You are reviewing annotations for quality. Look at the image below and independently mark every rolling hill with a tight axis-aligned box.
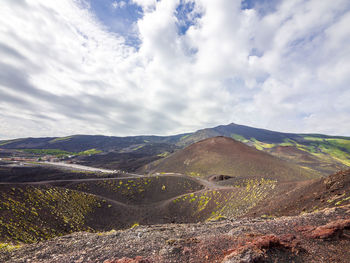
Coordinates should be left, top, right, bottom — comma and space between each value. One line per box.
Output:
141, 136, 318, 181
177, 123, 350, 175
1, 122, 350, 174
0, 134, 185, 153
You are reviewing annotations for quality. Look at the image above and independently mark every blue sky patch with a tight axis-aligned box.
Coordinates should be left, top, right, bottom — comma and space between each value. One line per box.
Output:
86, 0, 143, 46
242, 0, 280, 15
175, 0, 202, 35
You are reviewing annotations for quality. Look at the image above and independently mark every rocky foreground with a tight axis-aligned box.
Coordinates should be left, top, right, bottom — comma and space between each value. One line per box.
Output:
1, 204, 350, 263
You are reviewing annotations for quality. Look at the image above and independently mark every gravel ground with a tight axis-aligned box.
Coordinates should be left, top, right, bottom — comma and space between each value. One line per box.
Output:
2, 204, 350, 263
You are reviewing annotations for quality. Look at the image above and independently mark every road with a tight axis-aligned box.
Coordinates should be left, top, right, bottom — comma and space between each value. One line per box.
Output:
38, 161, 144, 177
36, 161, 122, 173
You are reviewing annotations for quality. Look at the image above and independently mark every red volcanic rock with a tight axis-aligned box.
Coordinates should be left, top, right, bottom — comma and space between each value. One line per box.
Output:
297, 219, 350, 239
104, 256, 152, 263
294, 225, 315, 232
310, 219, 350, 239
251, 234, 280, 249
223, 234, 300, 262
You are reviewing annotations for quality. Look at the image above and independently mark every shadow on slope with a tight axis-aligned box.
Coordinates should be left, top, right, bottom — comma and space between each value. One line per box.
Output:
0, 164, 120, 183
73, 143, 177, 172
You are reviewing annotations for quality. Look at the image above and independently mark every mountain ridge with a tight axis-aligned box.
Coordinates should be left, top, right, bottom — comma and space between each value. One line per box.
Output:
2, 122, 350, 151
1, 123, 350, 175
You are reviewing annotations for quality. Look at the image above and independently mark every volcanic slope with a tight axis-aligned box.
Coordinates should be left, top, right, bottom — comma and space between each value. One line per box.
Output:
246, 169, 350, 218
1, 167, 350, 252
0, 175, 205, 244
142, 136, 319, 181
177, 123, 350, 175
3, 175, 350, 262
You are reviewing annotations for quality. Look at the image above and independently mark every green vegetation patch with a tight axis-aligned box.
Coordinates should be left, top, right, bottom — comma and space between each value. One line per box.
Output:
130, 222, 139, 229
77, 149, 102, 156
325, 138, 350, 152
18, 148, 102, 158
231, 135, 276, 150
279, 138, 296, 147
171, 178, 277, 221
231, 134, 248, 142
0, 242, 21, 252
180, 134, 191, 140
132, 145, 144, 151
0, 186, 99, 243
20, 149, 73, 157
303, 136, 325, 142
302, 136, 350, 166
95, 178, 153, 201
335, 196, 350, 206
49, 136, 73, 143
189, 172, 201, 177
206, 178, 277, 220
250, 138, 276, 150
157, 152, 170, 158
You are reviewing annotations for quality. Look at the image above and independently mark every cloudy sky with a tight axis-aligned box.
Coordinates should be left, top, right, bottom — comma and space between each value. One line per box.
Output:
1, 0, 350, 139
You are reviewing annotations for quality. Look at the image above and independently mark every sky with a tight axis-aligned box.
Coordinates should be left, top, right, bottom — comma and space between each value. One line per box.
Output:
0, 0, 350, 139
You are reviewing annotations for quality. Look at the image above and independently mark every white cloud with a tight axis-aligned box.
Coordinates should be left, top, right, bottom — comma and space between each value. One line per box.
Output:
132, 0, 157, 11
112, 1, 126, 9
0, 0, 350, 139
